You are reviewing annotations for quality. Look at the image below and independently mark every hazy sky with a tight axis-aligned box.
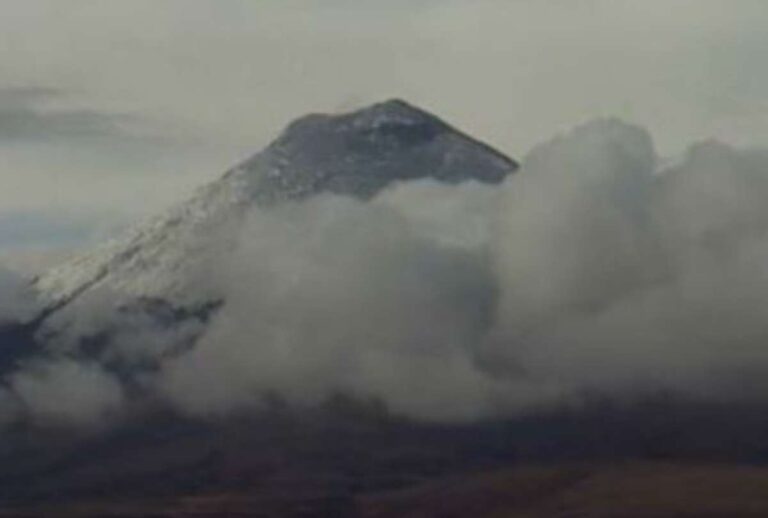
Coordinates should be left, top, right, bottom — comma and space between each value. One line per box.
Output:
2, 0, 768, 268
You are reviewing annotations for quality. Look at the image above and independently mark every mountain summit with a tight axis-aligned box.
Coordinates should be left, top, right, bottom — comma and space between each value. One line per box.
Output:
31, 100, 516, 361
237, 98, 515, 203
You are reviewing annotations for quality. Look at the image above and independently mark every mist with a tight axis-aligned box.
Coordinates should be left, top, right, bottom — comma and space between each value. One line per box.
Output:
5, 118, 768, 427
0, 267, 39, 326
10, 359, 124, 428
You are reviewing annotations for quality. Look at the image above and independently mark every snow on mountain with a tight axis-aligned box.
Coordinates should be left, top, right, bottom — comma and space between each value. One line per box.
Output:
32, 99, 517, 356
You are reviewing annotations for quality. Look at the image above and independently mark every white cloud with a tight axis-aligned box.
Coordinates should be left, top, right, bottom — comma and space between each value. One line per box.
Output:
155, 118, 768, 420
10, 360, 124, 427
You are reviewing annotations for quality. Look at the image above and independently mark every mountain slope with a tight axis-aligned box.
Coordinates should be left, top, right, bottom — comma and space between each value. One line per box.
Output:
31, 99, 516, 358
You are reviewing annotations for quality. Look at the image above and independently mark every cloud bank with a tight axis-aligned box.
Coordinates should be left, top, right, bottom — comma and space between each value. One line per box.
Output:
6, 118, 768, 427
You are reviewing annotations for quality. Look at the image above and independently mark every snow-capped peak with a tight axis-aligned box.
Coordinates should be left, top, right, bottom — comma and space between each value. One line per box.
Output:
33, 100, 517, 351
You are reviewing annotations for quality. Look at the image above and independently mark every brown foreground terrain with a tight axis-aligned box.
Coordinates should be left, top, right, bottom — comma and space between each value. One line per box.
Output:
4, 462, 768, 517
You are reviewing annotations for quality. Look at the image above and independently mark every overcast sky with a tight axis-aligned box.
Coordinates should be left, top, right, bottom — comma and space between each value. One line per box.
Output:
2, 0, 768, 271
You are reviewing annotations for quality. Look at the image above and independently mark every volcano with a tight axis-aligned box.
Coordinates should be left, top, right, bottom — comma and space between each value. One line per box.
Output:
27, 100, 516, 368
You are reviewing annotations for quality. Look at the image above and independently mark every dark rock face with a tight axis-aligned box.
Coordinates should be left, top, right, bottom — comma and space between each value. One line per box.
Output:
230, 99, 517, 203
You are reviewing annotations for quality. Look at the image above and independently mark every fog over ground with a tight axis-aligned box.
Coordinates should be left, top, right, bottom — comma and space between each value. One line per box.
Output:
4, 118, 768, 427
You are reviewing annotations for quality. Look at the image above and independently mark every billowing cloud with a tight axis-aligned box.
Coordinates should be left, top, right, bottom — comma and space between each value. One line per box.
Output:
157, 192, 502, 420
6, 118, 768, 427
156, 119, 768, 420
486, 120, 768, 402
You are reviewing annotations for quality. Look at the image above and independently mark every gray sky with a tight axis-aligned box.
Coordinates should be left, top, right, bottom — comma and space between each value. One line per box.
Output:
2, 0, 768, 270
